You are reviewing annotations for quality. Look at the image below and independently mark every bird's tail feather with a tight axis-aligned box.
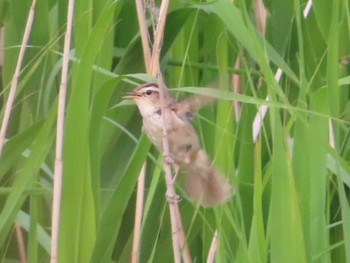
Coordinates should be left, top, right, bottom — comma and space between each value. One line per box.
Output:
181, 150, 232, 207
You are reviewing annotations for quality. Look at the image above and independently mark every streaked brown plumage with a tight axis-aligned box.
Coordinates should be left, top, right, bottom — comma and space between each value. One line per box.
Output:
123, 83, 232, 207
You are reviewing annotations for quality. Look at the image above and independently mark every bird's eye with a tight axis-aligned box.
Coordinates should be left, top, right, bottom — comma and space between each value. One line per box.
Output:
145, 90, 152, 95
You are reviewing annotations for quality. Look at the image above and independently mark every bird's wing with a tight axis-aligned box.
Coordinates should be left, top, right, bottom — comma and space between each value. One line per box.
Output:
171, 94, 215, 122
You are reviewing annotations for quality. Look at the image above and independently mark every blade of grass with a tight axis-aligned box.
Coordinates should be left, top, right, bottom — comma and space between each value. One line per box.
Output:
327, 0, 340, 146
309, 89, 330, 262
90, 134, 150, 262
0, 121, 44, 179
293, 88, 330, 262
270, 116, 307, 263
16, 210, 51, 254
57, 3, 118, 262
248, 140, 266, 263
0, 101, 56, 247
0, 0, 36, 156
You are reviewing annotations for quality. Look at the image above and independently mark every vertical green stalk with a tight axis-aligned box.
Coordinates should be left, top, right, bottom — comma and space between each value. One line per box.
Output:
215, 33, 234, 174
27, 191, 38, 263
270, 115, 307, 263
291, 1, 311, 260
248, 140, 266, 263
327, 0, 340, 146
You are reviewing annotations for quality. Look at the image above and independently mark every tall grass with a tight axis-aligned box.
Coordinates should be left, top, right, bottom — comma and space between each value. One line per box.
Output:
0, 0, 350, 262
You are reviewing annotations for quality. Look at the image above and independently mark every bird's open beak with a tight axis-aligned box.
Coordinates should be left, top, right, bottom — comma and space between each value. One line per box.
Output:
122, 91, 136, 99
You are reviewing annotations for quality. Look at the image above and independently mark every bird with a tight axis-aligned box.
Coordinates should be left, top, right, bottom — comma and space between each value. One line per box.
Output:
123, 83, 232, 207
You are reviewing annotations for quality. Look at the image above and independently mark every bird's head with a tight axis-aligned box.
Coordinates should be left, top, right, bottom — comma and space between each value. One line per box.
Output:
123, 83, 162, 117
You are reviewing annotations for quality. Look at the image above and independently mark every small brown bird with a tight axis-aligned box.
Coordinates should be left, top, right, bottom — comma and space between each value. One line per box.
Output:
123, 83, 232, 207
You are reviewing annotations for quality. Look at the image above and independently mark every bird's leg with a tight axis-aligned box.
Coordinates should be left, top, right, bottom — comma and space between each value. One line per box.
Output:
163, 153, 174, 165
165, 192, 181, 203
164, 163, 181, 203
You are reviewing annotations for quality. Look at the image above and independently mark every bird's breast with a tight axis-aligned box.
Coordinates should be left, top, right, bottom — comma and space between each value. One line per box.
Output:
142, 111, 200, 164
142, 114, 164, 151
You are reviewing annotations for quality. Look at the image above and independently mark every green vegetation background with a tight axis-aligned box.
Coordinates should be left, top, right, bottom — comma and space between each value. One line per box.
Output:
0, 0, 350, 262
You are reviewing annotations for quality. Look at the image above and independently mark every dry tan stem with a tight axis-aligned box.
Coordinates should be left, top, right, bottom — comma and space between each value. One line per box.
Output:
50, 0, 75, 262
0, 0, 37, 156
155, 73, 191, 263
131, 163, 146, 263
150, 0, 169, 75
206, 230, 218, 263
135, 0, 152, 73
174, 205, 192, 262
157, 72, 181, 263
152, 1, 191, 261
134, 1, 191, 262
132, 3, 153, 261
15, 224, 27, 263
253, 0, 266, 36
